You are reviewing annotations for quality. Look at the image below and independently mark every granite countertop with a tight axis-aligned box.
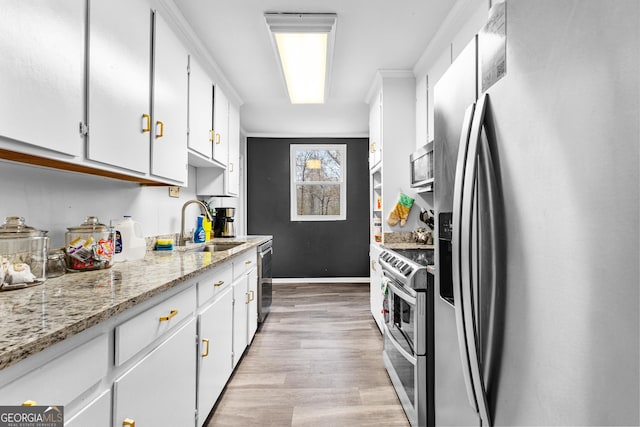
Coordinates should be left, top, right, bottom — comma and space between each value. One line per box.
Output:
0, 235, 271, 371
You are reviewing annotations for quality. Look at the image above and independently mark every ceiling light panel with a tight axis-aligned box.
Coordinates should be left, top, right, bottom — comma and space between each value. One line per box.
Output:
265, 13, 337, 104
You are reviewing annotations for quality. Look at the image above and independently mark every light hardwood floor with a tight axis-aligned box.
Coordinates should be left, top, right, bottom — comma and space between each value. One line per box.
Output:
206, 282, 409, 427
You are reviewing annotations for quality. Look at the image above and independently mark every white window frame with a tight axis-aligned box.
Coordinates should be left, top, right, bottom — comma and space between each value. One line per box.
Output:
290, 144, 347, 221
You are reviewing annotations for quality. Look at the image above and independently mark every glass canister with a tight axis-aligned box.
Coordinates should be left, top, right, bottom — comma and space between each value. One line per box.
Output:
0, 216, 49, 290
65, 216, 114, 272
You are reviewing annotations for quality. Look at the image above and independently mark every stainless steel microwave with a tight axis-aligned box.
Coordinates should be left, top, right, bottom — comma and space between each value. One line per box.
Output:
410, 141, 434, 190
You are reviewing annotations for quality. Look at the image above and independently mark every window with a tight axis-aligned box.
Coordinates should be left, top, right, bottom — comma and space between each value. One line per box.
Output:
290, 144, 346, 221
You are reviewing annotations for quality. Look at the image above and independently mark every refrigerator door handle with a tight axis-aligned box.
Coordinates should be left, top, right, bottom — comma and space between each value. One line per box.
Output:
461, 93, 492, 426
451, 102, 478, 412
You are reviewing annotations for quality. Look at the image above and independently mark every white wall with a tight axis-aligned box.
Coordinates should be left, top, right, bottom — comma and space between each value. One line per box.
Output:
0, 161, 241, 247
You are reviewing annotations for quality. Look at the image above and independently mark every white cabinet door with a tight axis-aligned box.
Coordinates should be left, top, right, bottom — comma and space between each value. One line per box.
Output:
247, 267, 258, 344
150, 11, 188, 184
0, 0, 84, 157
227, 103, 240, 196
65, 389, 111, 427
87, 0, 151, 174
368, 91, 382, 168
232, 277, 248, 368
197, 287, 233, 427
188, 56, 213, 158
212, 86, 228, 165
370, 244, 383, 332
114, 319, 196, 427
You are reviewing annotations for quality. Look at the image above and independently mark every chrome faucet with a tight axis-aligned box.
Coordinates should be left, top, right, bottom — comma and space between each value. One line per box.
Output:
179, 200, 214, 246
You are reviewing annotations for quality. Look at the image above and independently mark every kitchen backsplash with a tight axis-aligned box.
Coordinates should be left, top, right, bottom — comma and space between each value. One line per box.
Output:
0, 161, 241, 247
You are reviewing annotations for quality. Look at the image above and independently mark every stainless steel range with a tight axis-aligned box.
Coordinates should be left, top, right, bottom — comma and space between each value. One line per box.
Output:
379, 248, 434, 427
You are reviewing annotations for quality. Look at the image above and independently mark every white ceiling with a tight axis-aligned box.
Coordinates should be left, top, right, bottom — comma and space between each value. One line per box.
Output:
173, 0, 457, 136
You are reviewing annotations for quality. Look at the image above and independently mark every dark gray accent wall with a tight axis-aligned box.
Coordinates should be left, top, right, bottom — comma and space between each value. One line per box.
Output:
247, 137, 369, 278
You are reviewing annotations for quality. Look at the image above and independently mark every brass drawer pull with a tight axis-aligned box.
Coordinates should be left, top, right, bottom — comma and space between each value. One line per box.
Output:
214, 280, 224, 287
123, 419, 135, 427
159, 309, 178, 322
22, 400, 36, 406
245, 260, 252, 265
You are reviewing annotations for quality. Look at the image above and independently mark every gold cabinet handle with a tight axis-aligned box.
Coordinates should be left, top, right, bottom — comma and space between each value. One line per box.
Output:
209, 129, 215, 142
229, 162, 234, 172
370, 141, 376, 153
159, 309, 178, 322
215, 133, 221, 145
245, 292, 250, 305
123, 419, 135, 427
250, 290, 255, 301
214, 280, 224, 287
245, 260, 252, 265
371, 260, 376, 271
201, 338, 210, 357
142, 114, 151, 133
22, 400, 37, 406
156, 120, 164, 138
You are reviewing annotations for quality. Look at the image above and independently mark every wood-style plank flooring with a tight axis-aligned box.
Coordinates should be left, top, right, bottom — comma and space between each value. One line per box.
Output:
206, 283, 409, 426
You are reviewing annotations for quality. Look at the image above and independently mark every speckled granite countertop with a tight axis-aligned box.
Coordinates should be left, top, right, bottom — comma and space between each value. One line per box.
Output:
0, 236, 271, 371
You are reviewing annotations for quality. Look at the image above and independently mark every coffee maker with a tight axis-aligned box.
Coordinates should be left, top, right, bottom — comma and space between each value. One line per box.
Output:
214, 207, 236, 237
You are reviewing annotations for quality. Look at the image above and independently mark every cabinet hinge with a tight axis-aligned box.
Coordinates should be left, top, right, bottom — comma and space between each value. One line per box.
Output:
79, 122, 88, 136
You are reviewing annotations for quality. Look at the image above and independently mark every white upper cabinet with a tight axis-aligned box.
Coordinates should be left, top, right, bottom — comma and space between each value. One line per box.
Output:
212, 85, 229, 165
227, 103, 240, 196
0, 0, 84, 157
188, 56, 214, 159
87, 0, 151, 174
150, 11, 188, 184
369, 90, 382, 168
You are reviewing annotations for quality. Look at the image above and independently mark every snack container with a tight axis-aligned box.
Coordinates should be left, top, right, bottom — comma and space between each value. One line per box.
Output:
65, 216, 114, 272
0, 216, 49, 291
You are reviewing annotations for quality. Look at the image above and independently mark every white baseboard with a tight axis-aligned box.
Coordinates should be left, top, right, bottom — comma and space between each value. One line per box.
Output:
272, 277, 370, 284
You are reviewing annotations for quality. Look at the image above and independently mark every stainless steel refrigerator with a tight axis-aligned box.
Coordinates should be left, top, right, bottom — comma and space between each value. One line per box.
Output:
433, 1, 639, 425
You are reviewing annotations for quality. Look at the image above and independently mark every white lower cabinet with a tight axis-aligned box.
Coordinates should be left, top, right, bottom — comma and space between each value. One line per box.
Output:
247, 267, 258, 343
114, 318, 196, 427
370, 244, 384, 333
65, 389, 111, 427
197, 286, 233, 426
232, 276, 248, 368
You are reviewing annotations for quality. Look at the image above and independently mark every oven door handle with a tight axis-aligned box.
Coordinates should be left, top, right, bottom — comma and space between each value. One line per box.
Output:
384, 278, 417, 306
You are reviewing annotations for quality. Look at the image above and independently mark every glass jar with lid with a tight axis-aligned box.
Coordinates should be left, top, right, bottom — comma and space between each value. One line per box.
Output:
65, 216, 114, 272
0, 216, 49, 290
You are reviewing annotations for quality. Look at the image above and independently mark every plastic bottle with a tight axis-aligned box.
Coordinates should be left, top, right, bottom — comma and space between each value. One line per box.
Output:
193, 216, 206, 243
202, 217, 212, 242
113, 216, 147, 262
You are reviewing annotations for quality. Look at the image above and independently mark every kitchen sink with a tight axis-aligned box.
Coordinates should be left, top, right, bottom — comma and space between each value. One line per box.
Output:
203, 242, 245, 252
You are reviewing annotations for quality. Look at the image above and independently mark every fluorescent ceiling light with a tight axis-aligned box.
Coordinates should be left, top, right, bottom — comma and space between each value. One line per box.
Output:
265, 13, 337, 104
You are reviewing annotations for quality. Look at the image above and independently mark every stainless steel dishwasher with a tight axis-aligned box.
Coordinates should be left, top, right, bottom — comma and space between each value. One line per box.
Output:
257, 239, 272, 324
